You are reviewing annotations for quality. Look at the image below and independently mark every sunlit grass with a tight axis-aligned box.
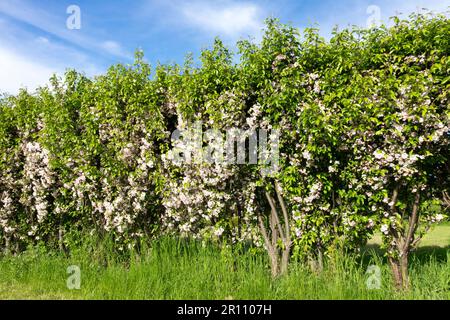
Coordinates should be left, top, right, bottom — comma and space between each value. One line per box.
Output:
368, 222, 450, 248
0, 224, 448, 300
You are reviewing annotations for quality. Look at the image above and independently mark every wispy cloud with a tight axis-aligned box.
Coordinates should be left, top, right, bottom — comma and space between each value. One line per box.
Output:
179, 1, 264, 38
0, 0, 126, 93
0, 46, 57, 94
0, 15, 103, 94
101, 40, 130, 58
0, 34, 103, 94
1, 0, 448, 95
0, 0, 132, 60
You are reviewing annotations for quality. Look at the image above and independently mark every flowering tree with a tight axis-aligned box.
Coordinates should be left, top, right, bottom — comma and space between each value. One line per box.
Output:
354, 14, 450, 289
236, 14, 449, 283
0, 55, 169, 252
237, 20, 376, 272
160, 39, 261, 244
299, 12, 450, 288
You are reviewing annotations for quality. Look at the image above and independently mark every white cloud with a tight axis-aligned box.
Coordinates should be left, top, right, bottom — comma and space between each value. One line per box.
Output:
180, 1, 263, 37
101, 41, 129, 57
0, 0, 132, 59
0, 30, 104, 94
0, 1, 108, 94
36, 36, 50, 44
0, 47, 58, 94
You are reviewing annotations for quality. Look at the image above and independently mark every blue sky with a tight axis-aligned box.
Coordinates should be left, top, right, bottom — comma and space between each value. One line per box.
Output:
0, 0, 449, 94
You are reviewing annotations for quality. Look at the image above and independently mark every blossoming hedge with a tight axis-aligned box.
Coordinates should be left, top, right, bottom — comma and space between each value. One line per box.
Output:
0, 13, 449, 287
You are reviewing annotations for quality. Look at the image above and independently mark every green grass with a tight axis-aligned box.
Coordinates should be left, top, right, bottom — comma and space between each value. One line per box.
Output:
368, 222, 450, 248
0, 224, 449, 300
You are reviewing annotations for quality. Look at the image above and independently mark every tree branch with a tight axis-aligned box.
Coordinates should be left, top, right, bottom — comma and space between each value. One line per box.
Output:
389, 186, 404, 252
403, 192, 421, 253
258, 215, 274, 257
265, 191, 284, 241
443, 191, 450, 209
274, 181, 291, 247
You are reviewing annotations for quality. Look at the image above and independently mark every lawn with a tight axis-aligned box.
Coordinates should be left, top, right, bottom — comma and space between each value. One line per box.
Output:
0, 224, 448, 300
368, 222, 450, 248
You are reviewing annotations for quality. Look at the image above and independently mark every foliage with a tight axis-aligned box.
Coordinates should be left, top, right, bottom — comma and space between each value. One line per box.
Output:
0, 13, 449, 286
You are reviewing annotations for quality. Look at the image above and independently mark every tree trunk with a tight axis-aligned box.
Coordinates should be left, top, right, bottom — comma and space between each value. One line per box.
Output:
317, 248, 324, 273
258, 184, 292, 278
280, 243, 291, 275
400, 254, 409, 289
270, 252, 280, 278
4, 235, 10, 255
308, 249, 324, 274
389, 257, 403, 289
387, 188, 418, 290
389, 254, 409, 290
58, 223, 64, 252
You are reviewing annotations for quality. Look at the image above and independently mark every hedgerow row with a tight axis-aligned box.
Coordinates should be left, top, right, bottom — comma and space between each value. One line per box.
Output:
1, 13, 449, 289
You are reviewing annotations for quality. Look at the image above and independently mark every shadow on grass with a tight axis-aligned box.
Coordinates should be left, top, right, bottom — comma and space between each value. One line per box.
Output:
362, 243, 450, 265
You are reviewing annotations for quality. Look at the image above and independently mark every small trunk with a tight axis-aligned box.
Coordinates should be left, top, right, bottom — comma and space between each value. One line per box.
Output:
258, 184, 292, 278
270, 252, 280, 278
389, 254, 409, 290
308, 249, 324, 274
58, 224, 64, 252
443, 191, 450, 209
14, 240, 19, 255
387, 188, 419, 291
4, 236, 11, 255
317, 248, 324, 272
400, 255, 409, 289
280, 242, 292, 275
389, 257, 403, 289
280, 249, 288, 274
